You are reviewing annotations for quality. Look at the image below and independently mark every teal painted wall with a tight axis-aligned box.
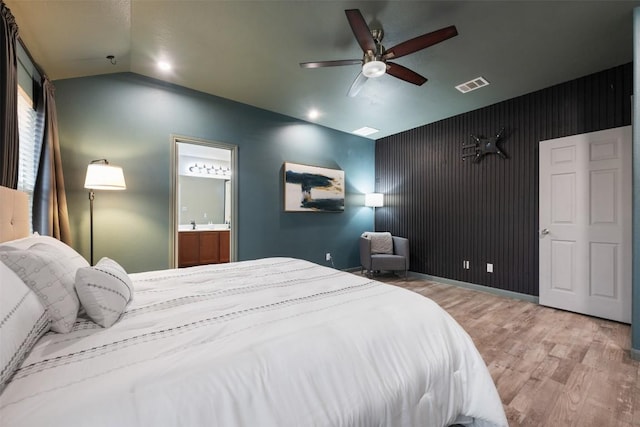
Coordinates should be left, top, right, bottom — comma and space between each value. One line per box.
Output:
54, 72, 375, 273
632, 6, 639, 354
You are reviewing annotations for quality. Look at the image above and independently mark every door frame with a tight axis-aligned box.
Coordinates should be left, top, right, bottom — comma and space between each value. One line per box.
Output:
169, 134, 238, 268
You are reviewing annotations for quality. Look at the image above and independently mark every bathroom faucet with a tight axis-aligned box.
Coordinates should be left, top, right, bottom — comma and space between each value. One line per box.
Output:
190, 220, 196, 230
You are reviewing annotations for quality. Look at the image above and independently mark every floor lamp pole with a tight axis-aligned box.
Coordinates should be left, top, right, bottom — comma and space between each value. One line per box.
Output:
372, 206, 376, 230
89, 190, 95, 266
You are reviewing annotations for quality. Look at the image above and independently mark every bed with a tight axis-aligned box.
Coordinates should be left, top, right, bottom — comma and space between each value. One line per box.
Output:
0, 186, 507, 427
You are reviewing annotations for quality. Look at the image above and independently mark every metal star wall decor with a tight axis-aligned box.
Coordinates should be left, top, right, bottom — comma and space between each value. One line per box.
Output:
462, 128, 507, 163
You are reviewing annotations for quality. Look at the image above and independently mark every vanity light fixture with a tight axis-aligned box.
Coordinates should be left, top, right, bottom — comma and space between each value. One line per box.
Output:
187, 163, 231, 177
84, 159, 126, 265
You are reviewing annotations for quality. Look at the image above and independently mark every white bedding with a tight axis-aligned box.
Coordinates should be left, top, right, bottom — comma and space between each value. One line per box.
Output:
0, 258, 507, 427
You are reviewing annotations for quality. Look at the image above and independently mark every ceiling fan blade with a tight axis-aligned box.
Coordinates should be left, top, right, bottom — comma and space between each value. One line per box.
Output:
384, 25, 458, 60
386, 62, 427, 86
345, 9, 376, 53
347, 72, 368, 97
300, 59, 362, 69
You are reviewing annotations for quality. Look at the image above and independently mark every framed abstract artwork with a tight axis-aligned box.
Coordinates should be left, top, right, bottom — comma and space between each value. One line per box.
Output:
284, 162, 345, 212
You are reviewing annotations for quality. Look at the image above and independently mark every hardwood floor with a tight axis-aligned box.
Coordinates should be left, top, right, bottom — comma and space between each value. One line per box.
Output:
365, 273, 640, 427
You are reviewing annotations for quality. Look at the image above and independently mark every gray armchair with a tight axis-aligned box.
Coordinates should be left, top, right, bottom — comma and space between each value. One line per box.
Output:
360, 235, 409, 278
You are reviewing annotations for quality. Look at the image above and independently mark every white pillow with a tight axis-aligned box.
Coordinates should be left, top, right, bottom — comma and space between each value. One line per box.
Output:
75, 257, 133, 328
0, 250, 80, 333
0, 261, 50, 391
362, 231, 394, 254
0, 234, 89, 276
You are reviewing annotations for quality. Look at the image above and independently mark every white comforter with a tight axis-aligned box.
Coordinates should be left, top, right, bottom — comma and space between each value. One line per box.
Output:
0, 258, 507, 427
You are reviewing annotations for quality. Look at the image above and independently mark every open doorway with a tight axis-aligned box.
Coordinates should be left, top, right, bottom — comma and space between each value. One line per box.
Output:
170, 135, 238, 267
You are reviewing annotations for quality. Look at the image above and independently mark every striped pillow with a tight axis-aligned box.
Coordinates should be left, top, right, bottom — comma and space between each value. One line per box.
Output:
75, 257, 133, 328
0, 249, 80, 333
0, 234, 89, 276
0, 261, 50, 391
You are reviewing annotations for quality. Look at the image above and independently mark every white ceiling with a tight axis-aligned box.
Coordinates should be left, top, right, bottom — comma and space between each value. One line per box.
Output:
6, 0, 640, 139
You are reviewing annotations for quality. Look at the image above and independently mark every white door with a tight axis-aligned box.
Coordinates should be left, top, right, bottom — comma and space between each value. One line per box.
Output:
539, 126, 632, 323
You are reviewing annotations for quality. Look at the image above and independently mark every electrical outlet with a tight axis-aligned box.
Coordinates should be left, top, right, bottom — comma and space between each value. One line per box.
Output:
326, 253, 331, 261
463, 260, 470, 269
487, 263, 493, 273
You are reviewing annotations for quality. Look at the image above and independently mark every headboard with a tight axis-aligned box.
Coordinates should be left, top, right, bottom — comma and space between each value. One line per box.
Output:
0, 186, 30, 243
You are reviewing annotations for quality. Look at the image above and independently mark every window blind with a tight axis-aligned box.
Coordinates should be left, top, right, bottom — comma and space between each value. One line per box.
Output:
17, 85, 41, 231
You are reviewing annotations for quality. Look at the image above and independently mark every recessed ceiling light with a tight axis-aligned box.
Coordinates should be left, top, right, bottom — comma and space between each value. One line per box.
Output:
158, 61, 172, 71
352, 126, 379, 137
308, 109, 320, 120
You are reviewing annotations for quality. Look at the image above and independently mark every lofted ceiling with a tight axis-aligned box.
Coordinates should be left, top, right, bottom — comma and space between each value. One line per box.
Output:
6, 0, 640, 139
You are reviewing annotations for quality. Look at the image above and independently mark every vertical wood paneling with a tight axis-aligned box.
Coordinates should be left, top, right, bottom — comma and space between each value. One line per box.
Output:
375, 63, 632, 296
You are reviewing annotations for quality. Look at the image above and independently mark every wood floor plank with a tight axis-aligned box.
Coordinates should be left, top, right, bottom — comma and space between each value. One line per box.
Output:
516, 378, 562, 427
549, 357, 578, 385
530, 355, 560, 382
363, 273, 640, 426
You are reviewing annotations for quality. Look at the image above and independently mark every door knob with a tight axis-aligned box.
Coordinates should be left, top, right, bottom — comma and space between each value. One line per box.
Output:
540, 228, 549, 236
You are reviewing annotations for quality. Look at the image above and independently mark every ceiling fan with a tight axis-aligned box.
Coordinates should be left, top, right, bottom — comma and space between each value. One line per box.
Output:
300, 9, 458, 97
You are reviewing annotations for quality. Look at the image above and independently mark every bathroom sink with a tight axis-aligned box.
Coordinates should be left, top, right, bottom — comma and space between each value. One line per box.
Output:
179, 224, 229, 231
197, 224, 229, 230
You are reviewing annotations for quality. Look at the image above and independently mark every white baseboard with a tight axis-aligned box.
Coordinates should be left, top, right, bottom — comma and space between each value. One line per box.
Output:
408, 272, 540, 304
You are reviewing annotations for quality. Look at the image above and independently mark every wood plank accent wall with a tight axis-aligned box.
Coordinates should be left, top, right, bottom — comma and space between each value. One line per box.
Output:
375, 63, 632, 296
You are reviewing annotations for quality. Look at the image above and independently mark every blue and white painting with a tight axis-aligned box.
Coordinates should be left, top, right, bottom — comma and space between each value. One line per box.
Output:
284, 162, 345, 212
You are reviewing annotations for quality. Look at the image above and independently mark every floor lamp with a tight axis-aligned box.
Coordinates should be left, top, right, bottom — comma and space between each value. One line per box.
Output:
84, 159, 126, 265
365, 193, 384, 228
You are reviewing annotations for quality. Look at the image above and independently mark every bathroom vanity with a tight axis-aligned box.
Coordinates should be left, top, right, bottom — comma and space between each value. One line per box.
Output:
178, 229, 230, 267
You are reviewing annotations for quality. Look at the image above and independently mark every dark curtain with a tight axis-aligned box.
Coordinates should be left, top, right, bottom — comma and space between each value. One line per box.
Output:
33, 77, 71, 244
0, 1, 19, 188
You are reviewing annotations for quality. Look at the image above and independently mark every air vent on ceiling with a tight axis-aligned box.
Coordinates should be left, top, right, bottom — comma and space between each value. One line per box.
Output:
455, 77, 490, 94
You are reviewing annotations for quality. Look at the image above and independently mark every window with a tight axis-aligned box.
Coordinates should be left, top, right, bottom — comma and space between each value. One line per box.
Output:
17, 84, 41, 230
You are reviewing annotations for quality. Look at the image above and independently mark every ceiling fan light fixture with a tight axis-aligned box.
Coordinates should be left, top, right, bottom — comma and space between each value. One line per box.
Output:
362, 60, 386, 78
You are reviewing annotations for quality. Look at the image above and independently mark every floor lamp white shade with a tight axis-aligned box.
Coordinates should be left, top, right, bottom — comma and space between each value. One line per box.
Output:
84, 160, 126, 265
364, 193, 384, 208
84, 163, 127, 190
